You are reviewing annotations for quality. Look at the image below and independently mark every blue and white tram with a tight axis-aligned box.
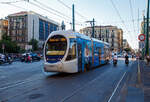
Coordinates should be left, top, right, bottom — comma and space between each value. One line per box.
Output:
44, 30, 111, 73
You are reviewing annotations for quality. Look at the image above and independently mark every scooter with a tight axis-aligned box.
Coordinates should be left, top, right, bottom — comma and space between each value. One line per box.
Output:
113, 58, 117, 66
125, 59, 129, 66
0, 57, 13, 65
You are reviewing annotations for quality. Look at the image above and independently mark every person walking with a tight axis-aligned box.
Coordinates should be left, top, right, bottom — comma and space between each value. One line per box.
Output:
146, 55, 150, 65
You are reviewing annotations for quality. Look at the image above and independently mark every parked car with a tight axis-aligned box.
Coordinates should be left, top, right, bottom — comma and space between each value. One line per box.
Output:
30, 53, 41, 61
0, 54, 13, 65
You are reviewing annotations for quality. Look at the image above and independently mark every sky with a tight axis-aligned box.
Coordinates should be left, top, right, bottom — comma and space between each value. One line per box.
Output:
0, 0, 147, 49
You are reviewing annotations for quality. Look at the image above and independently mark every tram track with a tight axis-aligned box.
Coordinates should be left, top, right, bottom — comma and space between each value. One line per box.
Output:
0, 73, 77, 102
0, 74, 44, 91
0, 60, 135, 102
60, 71, 128, 102
60, 61, 136, 102
0, 62, 44, 91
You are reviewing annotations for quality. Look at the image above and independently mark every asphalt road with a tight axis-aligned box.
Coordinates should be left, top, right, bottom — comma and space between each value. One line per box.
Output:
0, 58, 137, 102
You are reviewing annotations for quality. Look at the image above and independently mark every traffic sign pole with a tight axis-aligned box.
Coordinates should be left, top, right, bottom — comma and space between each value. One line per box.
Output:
146, 0, 149, 56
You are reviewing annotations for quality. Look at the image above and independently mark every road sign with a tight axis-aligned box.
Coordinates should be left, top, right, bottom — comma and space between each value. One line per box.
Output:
138, 34, 146, 41
139, 41, 145, 49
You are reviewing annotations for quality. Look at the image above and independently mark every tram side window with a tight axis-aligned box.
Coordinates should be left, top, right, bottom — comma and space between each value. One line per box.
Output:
66, 41, 76, 61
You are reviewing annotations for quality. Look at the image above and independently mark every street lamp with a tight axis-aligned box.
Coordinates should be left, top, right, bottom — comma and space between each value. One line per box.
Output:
72, 0, 75, 31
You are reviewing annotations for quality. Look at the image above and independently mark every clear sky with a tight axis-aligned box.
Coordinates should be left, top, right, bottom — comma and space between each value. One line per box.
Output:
0, 0, 147, 49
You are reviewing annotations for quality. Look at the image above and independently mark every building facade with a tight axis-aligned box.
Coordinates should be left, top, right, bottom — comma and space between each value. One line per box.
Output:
80, 26, 123, 52
123, 39, 130, 49
8, 11, 59, 49
0, 19, 8, 40
123, 39, 134, 53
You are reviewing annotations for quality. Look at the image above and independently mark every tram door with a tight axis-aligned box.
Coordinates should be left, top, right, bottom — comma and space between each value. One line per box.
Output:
77, 43, 82, 72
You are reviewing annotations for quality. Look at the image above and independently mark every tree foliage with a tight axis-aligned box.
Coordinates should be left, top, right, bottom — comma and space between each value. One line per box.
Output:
0, 34, 20, 53
124, 48, 131, 52
29, 39, 38, 51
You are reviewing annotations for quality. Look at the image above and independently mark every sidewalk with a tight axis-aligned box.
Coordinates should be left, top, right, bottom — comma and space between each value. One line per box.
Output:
140, 60, 150, 102
125, 60, 144, 102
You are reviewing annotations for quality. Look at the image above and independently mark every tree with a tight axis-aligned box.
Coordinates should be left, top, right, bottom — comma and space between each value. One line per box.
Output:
0, 34, 20, 53
124, 48, 131, 52
29, 39, 38, 51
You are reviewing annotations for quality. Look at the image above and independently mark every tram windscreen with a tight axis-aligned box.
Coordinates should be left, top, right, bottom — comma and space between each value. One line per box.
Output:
45, 35, 67, 63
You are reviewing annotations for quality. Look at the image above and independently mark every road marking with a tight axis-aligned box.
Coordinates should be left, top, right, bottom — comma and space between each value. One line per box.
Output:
107, 72, 127, 102
0, 76, 6, 79
61, 73, 106, 102
0, 74, 44, 91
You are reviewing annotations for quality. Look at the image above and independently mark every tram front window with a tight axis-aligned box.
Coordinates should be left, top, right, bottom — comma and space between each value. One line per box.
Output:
45, 35, 67, 63
66, 38, 76, 61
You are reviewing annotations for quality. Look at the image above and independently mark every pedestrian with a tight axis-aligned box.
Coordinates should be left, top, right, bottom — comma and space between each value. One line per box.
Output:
146, 55, 150, 66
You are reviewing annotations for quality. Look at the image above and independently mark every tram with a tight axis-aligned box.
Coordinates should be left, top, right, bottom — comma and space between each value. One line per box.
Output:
44, 30, 111, 73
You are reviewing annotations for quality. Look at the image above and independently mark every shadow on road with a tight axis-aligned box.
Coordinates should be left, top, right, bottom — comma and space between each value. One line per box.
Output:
45, 72, 78, 79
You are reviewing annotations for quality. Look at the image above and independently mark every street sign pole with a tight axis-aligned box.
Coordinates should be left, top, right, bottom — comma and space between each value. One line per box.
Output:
143, 15, 146, 58
146, 0, 149, 56
2, 44, 5, 54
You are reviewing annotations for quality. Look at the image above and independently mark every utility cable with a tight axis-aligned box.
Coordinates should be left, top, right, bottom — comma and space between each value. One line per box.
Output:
34, 0, 72, 20
57, 0, 89, 21
3, 2, 28, 10
109, 0, 134, 48
129, 0, 136, 36
0, 0, 24, 4
28, 1, 71, 21
27, 1, 83, 25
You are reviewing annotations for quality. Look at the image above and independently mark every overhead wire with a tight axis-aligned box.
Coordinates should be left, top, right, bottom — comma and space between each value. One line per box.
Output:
28, 0, 84, 25
129, 0, 139, 49
129, 0, 135, 30
57, 0, 89, 21
0, 1, 28, 10
0, 0, 84, 26
129, 0, 136, 37
27, 1, 71, 21
0, 1, 65, 22
109, 0, 128, 32
33, 0, 72, 20
0, 0, 24, 4
109, 0, 134, 48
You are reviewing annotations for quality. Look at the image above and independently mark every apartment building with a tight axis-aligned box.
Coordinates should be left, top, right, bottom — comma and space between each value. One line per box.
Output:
80, 26, 123, 52
0, 19, 8, 40
8, 11, 59, 49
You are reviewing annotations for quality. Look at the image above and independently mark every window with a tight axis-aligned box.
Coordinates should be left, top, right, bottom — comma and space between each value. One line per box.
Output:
45, 35, 67, 63
66, 39, 76, 61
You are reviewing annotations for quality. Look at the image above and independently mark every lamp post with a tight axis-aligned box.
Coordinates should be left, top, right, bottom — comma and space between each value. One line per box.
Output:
72, 1, 75, 31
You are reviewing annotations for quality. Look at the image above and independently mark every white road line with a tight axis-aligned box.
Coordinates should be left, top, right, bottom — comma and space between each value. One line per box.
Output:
0, 81, 29, 90
137, 59, 141, 84
107, 71, 127, 102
